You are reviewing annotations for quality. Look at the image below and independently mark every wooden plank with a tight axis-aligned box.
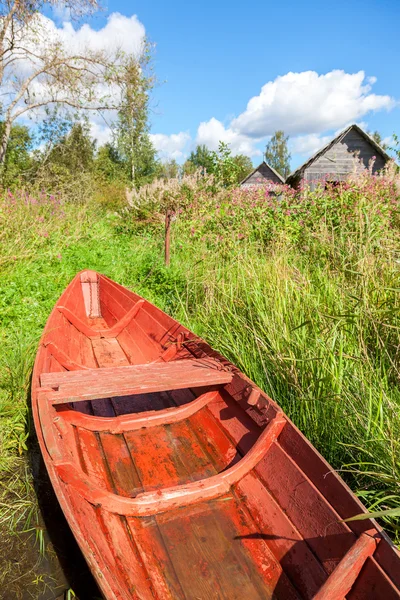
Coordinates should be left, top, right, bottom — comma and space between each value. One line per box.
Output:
127, 516, 186, 599
255, 443, 355, 574
54, 415, 286, 516
347, 557, 400, 600
44, 341, 89, 371
58, 391, 219, 433
41, 359, 233, 405
116, 328, 149, 365
91, 338, 130, 368
208, 395, 356, 575
156, 498, 298, 599
100, 300, 145, 339
314, 531, 378, 599
235, 472, 328, 599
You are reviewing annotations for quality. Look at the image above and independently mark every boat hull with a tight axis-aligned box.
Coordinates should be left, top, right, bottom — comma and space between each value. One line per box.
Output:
32, 271, 400, 599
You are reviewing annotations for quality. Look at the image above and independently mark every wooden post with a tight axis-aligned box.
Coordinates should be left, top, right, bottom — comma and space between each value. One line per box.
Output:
165, 209, 172, 267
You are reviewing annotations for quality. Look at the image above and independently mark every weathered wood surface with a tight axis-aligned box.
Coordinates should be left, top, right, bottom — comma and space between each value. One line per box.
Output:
287, 125, 390, 190
55, 414, 286, 516
31, 270, 400, 600
241, 161, 284, 187
40, 358, 232, 404
314, 531, 378, 600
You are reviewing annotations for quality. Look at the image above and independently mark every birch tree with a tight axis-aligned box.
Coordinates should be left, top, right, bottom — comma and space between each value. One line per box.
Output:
116, 53, 154, 187
0, 0, 149, 166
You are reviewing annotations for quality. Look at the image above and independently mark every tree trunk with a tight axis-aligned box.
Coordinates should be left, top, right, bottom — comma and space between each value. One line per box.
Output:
0, 119, 12, 167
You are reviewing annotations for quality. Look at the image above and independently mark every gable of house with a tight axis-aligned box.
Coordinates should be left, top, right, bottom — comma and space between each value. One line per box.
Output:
241, 161, 284, 187
286, 125, 391, 189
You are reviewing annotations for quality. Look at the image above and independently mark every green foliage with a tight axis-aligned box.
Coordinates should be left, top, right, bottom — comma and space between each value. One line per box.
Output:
369, 130, 389, 150
0, 123, 33, 188
231, 153, 253, 182
131, 133, 159, 186
265, 130, 291, 179
183, 143, 252, 185
95, 143, 127, 183
391, 133, 400, 165
184, 144, 214, 175
155, 158, 180, 180
45, 122, 96, 173
210, 141, 241, 187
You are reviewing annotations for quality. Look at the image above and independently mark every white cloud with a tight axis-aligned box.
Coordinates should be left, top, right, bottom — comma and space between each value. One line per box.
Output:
196, 118, 262, 157
90, 121, 113, 146
231, 70, 395, 138
383, 135, 394, 148
54, 13, 146, 56
150, 132, 191, 160
290, 133, 332, 156
152, 70, 395, 163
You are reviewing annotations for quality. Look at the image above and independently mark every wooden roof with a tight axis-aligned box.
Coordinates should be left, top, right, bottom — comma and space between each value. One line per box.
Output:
240, 161, 285, 186
286, 124, 392, 185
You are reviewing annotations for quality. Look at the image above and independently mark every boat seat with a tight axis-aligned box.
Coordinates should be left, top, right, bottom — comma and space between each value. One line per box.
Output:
39, 358, 233, 405
54, 413, 286, 516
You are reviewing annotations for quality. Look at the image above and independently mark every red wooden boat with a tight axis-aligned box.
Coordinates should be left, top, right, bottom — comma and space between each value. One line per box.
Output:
32, 270, 400, 600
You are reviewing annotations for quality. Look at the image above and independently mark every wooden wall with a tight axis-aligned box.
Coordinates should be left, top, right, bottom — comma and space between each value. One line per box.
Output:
241, 162, 283, 187
302, 129, 387, 190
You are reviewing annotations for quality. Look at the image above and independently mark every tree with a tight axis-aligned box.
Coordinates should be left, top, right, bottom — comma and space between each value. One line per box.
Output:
46, 122, 95, 173
0, 122, 32, 186
265, 131, 291, 179
210, 141, 241, 187
130, 133, 159, 186
0, 0, 150, 169
95, 143, 126, 183
231, 154, 252, 183
368, 130, 389, 151
116, 53, 154, 187
185, 144, 214, 174
155, 159, 180, 180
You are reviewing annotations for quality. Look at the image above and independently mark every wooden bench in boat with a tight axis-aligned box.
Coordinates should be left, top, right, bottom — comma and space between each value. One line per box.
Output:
40, 358, 233, 405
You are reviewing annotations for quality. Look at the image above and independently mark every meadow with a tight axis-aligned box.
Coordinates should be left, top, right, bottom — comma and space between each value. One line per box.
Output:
0, 169, 399, 596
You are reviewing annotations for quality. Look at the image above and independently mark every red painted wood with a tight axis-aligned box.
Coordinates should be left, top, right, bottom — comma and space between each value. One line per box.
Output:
54, 414, 286, 516
57, 390, 219, 432
44, 341, 89, 371
313, 530, 378, 599
31, 270, 400, 600
99, 299, 145, 338
40, 359, 233, 405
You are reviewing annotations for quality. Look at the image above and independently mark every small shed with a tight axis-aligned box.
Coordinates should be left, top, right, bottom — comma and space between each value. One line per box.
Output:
286, 124, 391, 190
240, 161, 285, 188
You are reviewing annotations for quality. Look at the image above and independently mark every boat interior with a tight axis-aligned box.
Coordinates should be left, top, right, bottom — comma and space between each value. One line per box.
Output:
34, 271, 400, 600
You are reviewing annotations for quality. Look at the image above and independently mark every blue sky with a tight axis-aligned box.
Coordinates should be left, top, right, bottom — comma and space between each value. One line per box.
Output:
52, 0, 400, 169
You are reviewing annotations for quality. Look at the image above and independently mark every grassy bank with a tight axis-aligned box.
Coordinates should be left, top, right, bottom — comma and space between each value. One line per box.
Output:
0, 174, 399, 594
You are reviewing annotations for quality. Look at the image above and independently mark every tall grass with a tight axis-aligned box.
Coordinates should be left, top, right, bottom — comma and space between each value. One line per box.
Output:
0, 167, 399, 596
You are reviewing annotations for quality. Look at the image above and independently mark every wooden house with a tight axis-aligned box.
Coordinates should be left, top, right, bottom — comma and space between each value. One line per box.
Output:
286, 124, 391, 190
240, 161, 285, 188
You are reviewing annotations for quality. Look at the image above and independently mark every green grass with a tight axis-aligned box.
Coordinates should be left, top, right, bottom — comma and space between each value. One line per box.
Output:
0, 177, 399, 595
